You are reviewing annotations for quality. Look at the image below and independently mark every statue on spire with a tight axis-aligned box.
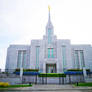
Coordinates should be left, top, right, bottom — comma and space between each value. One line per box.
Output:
48, 5, 50, 11
48, 5, 51, 23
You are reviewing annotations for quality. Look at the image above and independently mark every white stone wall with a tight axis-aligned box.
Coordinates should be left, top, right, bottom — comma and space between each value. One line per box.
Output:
72, 45, 92, 71
5, 45, 30, 70
5, 40, 92, 73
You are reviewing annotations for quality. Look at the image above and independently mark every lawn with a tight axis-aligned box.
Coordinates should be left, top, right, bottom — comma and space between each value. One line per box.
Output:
0, 84, 32, 89
75, 82, 92, 87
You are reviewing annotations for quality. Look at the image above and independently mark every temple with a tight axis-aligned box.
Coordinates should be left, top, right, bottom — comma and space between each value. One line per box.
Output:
5, 7, 92, 73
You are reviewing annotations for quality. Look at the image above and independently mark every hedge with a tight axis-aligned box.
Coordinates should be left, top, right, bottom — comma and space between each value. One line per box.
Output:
15, 69, 39, 72
38, 73, 66, 77
67, 69, 90, 72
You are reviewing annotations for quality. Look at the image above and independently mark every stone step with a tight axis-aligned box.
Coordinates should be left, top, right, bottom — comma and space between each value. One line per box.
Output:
85, 77, 92, 82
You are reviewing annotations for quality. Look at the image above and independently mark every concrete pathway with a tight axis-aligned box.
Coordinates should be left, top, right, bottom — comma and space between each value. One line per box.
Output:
1, 84, 92, 92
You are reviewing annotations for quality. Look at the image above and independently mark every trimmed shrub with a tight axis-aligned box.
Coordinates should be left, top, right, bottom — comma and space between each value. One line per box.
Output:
67, 69, 90, 72
38, 73, 66, 77
15, 69, 39, 72
15, 69, 20, 72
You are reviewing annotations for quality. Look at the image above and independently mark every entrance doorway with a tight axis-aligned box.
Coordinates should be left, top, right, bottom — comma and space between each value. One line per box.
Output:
46, 64, 56, 73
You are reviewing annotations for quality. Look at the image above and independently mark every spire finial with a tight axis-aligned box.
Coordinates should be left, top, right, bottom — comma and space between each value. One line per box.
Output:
48, 5, 51, 22
48, 5, 50, 11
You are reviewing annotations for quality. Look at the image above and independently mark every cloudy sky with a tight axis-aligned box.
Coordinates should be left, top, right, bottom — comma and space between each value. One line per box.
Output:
0, 0, 92, 69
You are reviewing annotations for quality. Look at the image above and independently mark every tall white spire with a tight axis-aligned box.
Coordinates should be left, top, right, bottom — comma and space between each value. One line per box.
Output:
46, 6, 54, 37
48, 5, 51, 23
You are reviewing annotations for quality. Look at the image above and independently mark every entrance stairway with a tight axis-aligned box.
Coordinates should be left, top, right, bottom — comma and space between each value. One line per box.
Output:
85, 77, 92, 82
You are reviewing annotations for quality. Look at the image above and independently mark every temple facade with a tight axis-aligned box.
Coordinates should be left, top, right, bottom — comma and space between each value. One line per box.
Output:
5, 7, 92, 73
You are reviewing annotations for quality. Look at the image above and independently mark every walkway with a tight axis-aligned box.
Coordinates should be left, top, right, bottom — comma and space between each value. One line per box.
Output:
1, 84, 92, 92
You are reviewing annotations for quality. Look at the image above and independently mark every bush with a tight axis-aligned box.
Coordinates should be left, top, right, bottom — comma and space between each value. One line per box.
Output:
67, 69, 90, 72
15, 69, 39, 72
0, 82, 10, 87
38, 73, 66, 77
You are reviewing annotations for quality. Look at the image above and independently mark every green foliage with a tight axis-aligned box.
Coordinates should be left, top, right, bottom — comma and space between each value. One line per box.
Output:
2, 72, 5, 74
67, 69, 90, 72
15, 69, 39, 72
38, 73, 66, 77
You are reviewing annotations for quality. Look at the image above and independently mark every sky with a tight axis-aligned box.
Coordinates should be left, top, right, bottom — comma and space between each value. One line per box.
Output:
0, 0, 92, 69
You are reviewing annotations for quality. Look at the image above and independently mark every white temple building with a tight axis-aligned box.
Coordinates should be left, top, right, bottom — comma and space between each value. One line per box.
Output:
5, 7, 92, 73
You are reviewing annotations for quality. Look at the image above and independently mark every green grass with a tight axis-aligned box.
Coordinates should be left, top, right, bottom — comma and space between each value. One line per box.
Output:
0, 84, 32, 89
74, 82, 92, 86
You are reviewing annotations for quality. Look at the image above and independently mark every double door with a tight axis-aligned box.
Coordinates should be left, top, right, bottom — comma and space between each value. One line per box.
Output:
46, 64, 56, 73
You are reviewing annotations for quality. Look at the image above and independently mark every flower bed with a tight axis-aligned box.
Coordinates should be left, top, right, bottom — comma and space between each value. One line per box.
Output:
0, 82, 10, 87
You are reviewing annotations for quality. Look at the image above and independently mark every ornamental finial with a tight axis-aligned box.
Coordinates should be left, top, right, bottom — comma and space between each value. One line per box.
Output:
48, 5, 50, 11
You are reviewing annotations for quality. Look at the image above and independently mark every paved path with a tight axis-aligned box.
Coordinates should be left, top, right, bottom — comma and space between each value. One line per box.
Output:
1, 84, 92, 92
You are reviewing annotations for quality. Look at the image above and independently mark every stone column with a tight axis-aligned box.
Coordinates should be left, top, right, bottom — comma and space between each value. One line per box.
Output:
20, 67, 23, 82
20, 51, 23, 82
83, 67, 87, 81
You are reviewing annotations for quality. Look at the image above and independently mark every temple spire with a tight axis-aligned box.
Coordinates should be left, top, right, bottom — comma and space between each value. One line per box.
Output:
47, 5, 53, 28
45, 6, 54, 38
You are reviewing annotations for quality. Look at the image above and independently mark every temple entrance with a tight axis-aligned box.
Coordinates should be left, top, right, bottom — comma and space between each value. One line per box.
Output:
46, 64, 56, 73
